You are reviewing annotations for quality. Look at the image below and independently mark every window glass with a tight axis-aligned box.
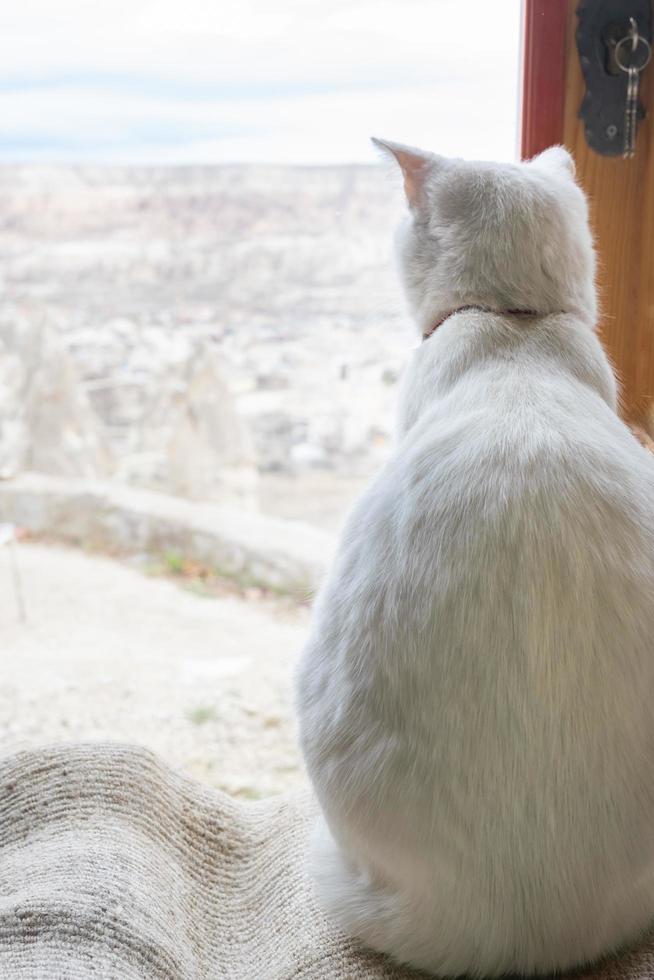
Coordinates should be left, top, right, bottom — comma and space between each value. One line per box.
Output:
0, 0, 521, 797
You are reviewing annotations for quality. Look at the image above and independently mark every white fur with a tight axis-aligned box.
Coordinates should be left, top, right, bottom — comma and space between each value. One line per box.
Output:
295, 142, 654, 976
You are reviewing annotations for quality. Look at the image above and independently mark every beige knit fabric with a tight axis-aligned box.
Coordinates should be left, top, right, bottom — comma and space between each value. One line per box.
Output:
1, 744, 654, 980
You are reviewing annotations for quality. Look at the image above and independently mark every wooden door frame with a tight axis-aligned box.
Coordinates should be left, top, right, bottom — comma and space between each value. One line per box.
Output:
519, 0, 654, 428
520, 0, 569, 158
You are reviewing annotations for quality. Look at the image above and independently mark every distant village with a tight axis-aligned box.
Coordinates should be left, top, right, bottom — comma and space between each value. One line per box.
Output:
0, 164, 414, 529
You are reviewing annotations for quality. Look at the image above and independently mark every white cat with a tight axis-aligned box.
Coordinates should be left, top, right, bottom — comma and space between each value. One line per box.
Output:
296, 140, 654, 977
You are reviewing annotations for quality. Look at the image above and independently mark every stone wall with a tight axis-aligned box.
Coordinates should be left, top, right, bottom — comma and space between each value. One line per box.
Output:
0, 473, 331, 598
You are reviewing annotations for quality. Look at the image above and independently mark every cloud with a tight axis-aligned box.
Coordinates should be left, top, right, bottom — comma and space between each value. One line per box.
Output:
0, 0, 521, 163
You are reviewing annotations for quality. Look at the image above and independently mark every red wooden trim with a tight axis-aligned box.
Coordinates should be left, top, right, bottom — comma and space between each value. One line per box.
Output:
519, 0, 569, 159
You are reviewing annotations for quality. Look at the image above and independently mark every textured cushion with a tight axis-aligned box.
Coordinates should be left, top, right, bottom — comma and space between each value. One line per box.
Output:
0, 743, 652, 980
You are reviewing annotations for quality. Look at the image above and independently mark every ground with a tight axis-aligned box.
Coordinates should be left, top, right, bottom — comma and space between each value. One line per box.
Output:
0, 541, 310, 798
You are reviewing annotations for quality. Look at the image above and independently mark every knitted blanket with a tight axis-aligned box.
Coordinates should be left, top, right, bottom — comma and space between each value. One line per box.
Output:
0, 744, 653, 980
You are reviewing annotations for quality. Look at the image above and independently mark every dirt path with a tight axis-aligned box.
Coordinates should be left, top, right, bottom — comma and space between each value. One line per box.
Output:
0, 542, 310, 798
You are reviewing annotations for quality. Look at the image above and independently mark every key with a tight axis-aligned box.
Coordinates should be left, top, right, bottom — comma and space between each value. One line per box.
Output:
615, 18, 652, 159
624, 64, 639, 158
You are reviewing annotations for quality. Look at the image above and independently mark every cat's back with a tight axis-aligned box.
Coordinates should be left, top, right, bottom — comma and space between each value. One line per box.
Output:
314, 312, 654, 797
312, 313, 654, 671
391, 333, 654, 648
397, 312, 654, 561
298, 312, 654, 974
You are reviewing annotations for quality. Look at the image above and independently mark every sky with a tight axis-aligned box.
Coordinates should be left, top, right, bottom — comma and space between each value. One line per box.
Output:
0, 0, 522, 165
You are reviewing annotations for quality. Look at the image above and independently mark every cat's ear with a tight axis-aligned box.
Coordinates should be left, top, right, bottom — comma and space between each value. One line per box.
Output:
371, 137, 440, 208
531, 145, 576, 178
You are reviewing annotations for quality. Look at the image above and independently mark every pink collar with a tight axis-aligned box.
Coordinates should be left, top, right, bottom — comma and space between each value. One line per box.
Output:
422, 306, 539, 341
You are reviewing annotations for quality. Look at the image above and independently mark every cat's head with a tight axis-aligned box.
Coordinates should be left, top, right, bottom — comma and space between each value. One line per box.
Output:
372, 139, 597, 335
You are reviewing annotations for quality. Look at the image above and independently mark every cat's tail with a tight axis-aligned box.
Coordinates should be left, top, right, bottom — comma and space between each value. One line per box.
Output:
309, 816, 427, 969
309, 816, 545, 977
308, 816, 639, 978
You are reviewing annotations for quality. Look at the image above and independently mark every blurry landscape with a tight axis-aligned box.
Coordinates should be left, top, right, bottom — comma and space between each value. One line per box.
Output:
0, 164, 413, 530
0, 163, 415, 795
0, 0, 520, 799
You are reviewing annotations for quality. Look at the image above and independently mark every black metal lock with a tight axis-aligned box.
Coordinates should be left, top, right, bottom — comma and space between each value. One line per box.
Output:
576, 0, 652, 156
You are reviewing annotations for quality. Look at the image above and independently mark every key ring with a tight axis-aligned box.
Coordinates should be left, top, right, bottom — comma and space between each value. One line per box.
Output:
615, 19, 652, 74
